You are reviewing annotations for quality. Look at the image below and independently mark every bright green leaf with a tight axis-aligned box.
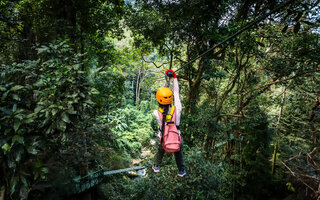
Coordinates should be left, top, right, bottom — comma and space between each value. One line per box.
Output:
1, 143, 11, 151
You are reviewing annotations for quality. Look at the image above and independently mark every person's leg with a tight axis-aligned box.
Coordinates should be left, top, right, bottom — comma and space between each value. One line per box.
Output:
174, 137, 186, 172
154, 143, 165, 167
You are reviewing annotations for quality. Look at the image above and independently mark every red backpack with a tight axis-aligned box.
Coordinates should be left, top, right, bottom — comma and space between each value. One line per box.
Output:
158, 106, 181, 153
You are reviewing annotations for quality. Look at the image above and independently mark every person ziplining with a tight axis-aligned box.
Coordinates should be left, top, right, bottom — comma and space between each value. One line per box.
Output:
152, 69, 186, 177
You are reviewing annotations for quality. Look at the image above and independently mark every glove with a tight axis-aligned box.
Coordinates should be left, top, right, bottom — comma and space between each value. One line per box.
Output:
165, 69, 177, 78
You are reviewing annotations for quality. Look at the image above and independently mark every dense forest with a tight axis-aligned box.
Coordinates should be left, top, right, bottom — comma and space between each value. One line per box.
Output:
0, 0, 319, 199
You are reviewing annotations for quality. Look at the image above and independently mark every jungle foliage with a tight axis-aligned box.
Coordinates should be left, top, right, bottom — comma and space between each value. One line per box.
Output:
1, 0, 320, 200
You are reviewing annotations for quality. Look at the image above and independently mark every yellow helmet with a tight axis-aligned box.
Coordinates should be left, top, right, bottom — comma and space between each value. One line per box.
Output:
156, 87, 173, 105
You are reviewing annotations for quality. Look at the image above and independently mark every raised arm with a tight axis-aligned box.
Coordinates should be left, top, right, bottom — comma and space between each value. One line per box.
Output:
165, 69, 182, 127
173, 77, 182, 126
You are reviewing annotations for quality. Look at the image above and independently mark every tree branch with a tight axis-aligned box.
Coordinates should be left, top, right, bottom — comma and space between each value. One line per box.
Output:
218, 114, 247, 118
244, 68, 320, 97
141, 55, 169, 68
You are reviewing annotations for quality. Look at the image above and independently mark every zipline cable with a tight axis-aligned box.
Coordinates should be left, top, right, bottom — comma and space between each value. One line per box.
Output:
174, 0, 297, 72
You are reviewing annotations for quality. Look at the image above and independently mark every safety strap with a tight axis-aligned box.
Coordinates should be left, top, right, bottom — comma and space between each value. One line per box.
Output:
158, 105, 175, 123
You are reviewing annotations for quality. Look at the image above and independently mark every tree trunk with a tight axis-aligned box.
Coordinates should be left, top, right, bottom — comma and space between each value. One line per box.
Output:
309, 96, 319, 145
271, 143, 278, 174
65, 0, 77, 51
18, 4, 36, 61
136, 67, 141, 105
272, 86, 287, 174
81, 191, 92, 200
185, 58, 206, 113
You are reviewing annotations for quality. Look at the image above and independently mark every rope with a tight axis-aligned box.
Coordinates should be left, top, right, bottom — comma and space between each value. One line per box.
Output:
103, 166, 146, 176
72, 166, 146, 193
175, 0, 296, 72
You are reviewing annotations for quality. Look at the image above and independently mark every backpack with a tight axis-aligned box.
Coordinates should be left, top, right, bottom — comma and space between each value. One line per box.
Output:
158, 106, 181, 153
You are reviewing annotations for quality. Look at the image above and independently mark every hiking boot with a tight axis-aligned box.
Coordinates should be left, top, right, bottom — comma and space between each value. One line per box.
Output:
152, 165, 160, 173
177, 170, 186, 177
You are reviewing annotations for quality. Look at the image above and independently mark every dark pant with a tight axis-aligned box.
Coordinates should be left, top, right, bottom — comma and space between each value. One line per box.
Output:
154, 137, 186, 171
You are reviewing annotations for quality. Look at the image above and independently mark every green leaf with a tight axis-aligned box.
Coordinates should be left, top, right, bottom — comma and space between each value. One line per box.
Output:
1, 90, 9, 101
24, 117, 34, 124
15, 149, 23, 161
27, 146, 38, 155
10, 176, 19, 195
1, 143, 11, 151
0, 86, 6, 91
41, 167, 49, 174
12, 94, 21, 101
20, 176, 28, 187
12, 104, 17, 112
34, 105, 43, 113
34, 172, 39, 180
57, 121, 66, 132
33, 79, 44, 87
35, 161, 43, 168
46, 127, 52, 134
4, 129, 11, 135
14, 121, 21, 132
51, 109, 58, 116
67, 108, 77, 114
10, 85, 24, 91
12, 135, 24, 144
62, 113, 70, 123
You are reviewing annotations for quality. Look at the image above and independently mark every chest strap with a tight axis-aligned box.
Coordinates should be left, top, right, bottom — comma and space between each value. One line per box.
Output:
158, 105, 175, 122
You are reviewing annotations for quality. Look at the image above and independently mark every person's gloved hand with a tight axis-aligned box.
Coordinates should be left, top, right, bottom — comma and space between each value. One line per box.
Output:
165, 69, 177, 78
